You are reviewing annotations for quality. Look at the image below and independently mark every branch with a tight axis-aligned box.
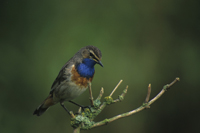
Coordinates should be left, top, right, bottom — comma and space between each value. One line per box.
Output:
90, 77, 180, 128
96, 87, 104, 101
71, 77, 180, 132
110, 80, 123, 96
99, 80, 126, 110
113, 85, 128, 103
148, 77, 180, 105
144, 84, 151, 108
145, 84, 151, 103
70, 111, 75, 118
88, 83, 94, 106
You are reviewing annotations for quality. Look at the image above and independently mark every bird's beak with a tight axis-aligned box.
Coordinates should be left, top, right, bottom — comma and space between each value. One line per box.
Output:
97, 61, 104, 67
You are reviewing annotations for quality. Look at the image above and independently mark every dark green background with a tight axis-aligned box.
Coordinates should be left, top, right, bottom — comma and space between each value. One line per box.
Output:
1, 0, 200, 133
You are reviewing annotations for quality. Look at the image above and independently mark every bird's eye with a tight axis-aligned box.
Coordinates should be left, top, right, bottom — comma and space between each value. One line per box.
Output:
90, 53, 95, 59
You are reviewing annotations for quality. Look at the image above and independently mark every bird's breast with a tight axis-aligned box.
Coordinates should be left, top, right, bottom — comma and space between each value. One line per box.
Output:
71, 65, 93, 88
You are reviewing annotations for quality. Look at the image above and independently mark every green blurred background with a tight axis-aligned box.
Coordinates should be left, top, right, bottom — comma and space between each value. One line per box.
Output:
1, 0, 200, 133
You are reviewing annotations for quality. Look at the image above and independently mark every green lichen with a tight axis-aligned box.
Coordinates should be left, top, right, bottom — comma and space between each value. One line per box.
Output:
92, 109, 102, 118
83, 110, 93, 119
104, 96, 114, 105
103, 118, 109, 125
142, 102, 147, 107
84, 108, 90, 113
142, 102, 150, 108
118, 95, 124, 101
70, 119, 76, 127
71, 115, 95, 129
123, 89, 127, 93
93, 99, 101, 108
82, 119, 95, 129
163, 84, 169, 91
71, 115, 83, 128
81, 112, 85, 116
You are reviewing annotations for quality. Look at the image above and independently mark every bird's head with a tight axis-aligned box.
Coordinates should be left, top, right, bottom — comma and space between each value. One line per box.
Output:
79, 45, 103, 67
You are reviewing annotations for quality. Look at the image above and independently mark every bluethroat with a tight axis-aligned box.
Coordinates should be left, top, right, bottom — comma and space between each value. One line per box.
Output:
33, 45, 103, 116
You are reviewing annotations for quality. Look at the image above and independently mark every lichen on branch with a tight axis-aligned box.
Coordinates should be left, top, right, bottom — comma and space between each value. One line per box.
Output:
72, 78, 180, 133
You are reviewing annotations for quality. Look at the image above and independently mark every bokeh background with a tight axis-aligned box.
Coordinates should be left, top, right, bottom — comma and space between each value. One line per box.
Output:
1, 0, 200, 133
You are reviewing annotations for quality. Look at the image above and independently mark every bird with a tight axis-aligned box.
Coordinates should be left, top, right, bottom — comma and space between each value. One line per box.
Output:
33, 45, 103, 116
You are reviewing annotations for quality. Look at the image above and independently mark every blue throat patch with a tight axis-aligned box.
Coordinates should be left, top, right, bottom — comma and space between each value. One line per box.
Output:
76, 58, 96, 78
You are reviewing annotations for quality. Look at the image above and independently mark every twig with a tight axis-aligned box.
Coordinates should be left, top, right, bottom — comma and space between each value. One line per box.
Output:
73, 126, 81, 133
148, 77, 180, 105
166, 77, 180, 90
78, 107, 82, 114
144, 84, 151, 108
113, 85, 128, 103
110, 80, 123, 97
97, 87, 104, 101
90, 77, 180, 128
99, 80, 124, 110
88, 83, 94, 106
70, 111, 75, 118
145, 84, 151, 103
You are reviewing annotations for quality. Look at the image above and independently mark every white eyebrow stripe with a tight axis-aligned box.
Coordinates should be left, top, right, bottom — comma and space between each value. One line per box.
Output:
89, 50, 100, 60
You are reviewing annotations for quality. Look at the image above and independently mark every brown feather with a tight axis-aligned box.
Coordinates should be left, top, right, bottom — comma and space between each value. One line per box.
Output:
71, 66, 93, 88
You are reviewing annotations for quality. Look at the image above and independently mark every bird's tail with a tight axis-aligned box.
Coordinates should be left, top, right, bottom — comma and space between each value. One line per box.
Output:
33, 94, 55, 116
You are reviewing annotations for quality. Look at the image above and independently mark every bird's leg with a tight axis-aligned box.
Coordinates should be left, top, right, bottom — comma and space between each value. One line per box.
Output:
60, 102, 70, 115
69, 100, 82, 107
69, 100, 92, 112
